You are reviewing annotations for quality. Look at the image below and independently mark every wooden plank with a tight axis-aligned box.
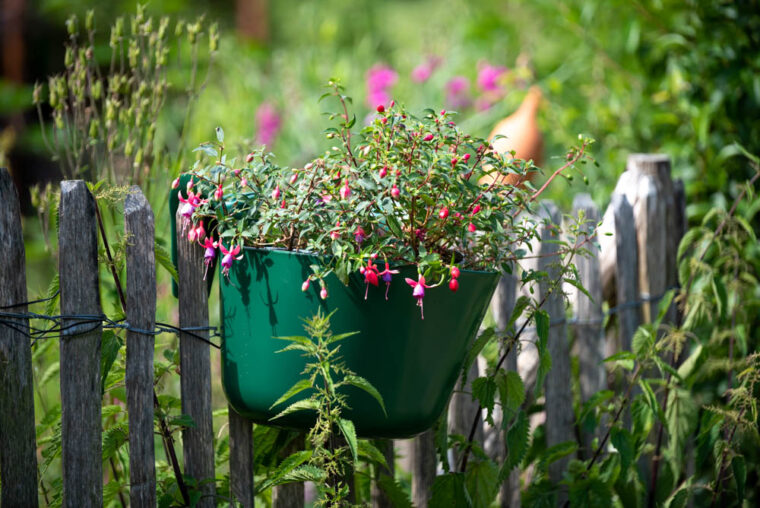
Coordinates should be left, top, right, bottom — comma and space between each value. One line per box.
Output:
411, 429, 436, 507
490, 272, 521, 508
571, 194, 605, 455
176, 210, 216, 506
0, 168, 38, 507
535, 201, 575, 484
272, 435, 305, 507
449, 359, 483, 466
228, 406, 253, 508
125, 186, 157, 507
371, 439, 395, 508
611, 193, 641, 352
59, 180, 103, 507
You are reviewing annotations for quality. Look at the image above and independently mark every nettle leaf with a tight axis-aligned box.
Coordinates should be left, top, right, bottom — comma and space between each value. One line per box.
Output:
472, 377, 497, 423
358, 440, 388, 468
667, 486, 690, 508
639, 379, 664, 423
343, 374, 386, 416
270, 379, 312, 409
535, 347, 552, 395
102, 423, 128, 460
632, 326, 654, 357
568, 472, 613, 508
503, 410, 530, 473
610, 427, 635, 473
523, 479, 556, 508
337, 418, 358, 464
666, 388, 697, 461
435, 411, 451, 473
465, 460, 499, 508
429, 473, 472, 508
377, 474, 413, 508
507, 295, 531, 330
215, 126, 224, 143
193, 144, 218, 158
732, 455, 746, 501
535, 309, 549, 350
270, 398, 319, 421
100, 330, 123, 396
538, 441, 578, 472
495, 370, 525, 414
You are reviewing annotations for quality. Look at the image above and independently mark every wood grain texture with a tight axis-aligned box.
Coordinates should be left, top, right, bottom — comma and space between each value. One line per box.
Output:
611, 193, 641, 352
491, 272, 521, 508
0, 168, 38, 507
125, 186, 157, 507
411, 429, 436, 507
571, 194, 605, 455
535, 202, 575, 484
59, 180, 103, 507
448, 360, 483, 466
176, 210, 216, 506
229, 406, 254, 508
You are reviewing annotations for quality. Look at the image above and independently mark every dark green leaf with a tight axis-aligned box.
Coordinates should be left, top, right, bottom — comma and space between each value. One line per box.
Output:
377, 473, 413, 508
462, 328, 494, 383
270, 379, 312, 409
100, 330, 122, 396
270, 399, 319, 421
610, 427, 634, 473
429, 473, 472, 508
465, 460, 499, 508
503, 410, 530, 473
732, 455, 746, 501
337, 418, 358, 464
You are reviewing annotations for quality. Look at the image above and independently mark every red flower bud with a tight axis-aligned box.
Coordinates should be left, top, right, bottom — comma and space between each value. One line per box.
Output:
376, 104, 385, 113
391, 185, 400, 198
423, 133, 434, 141
449, 278, 459, 292
439, 207, 449, 219
471, 204, 481, 215
463, 153, 471, 162
246, 153, 254, 163
451, 266, 460, 278
379, 166, 388, 178
302, 280, 310, 291
452, 157, 458, 166
468, 223, 476, 233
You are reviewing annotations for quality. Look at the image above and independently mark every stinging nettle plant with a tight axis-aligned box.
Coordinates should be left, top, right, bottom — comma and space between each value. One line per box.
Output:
176, 80, 593, 317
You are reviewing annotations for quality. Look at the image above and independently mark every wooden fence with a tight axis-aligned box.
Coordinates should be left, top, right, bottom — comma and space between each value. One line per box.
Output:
0, 153, 685, 507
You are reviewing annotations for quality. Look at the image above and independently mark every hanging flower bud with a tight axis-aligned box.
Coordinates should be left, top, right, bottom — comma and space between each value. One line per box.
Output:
271, 185, 281, 200
340, 179, 351, 199
449, 278, 459, 292
246, 153, 254, 163
471, 204, 481, 215
391, 185, 400, 198
320, 287, 328, 300
451, 266, 461, 279
377, 104, 385, 113
214, 184, 224, 201
463, 153, 471, 162
171, 177, 180, 189
468, 223, 477, 233
439, 207, 449, 219
423, 133, 434, 141
302, 280, 310, 292
379, 166, 388, 178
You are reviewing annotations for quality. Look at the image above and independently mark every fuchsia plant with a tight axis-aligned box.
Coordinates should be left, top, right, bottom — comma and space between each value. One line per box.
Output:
176, 81, 591, 318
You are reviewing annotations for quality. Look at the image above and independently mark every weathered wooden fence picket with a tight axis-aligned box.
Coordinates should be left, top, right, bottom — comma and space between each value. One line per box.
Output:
0, 152, 685, 507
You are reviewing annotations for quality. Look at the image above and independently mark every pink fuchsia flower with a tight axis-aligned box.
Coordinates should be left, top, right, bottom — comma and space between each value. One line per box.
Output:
366, 64, 397, 108
450, 266, 460, 279
391, 185, 400, 198
439, 206, 449, 219
219, 243, 243, 279
354, 226, 366, 245
330, 221, 341, 240
361, 259, 379, 300
445, 76, 471, 109
411, 56, 441, 83
405, 274, 432, 319
423, 133, 434, 142
468, 222, 477, 233
272, 185, 281, 200
255, 102, 282, 147
378, 262, 399, 300
471, 204, 481, 215
379, 166, 387, 178
187, 222, 205, 243
178, 190, 206, 219
214, 184, 224, 201
320, 287, 328, 300
477, 63, 508, 94
202, 237, 217, 280
171, 177, 180, 189
340, 180, 351, 200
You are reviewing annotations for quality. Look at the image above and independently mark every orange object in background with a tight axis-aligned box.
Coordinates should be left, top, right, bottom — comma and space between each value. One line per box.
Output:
481, 86, 544, 187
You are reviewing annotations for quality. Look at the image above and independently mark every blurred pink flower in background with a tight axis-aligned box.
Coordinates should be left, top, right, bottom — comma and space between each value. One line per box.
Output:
366, 64, 398, 108
255, 102, 281, 147
411, 56, 442, 83
477, 63, 508, 93
445, 76, 471, 109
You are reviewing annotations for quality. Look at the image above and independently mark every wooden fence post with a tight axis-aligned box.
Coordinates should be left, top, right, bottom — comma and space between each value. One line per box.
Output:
411, 429, 436, 506
490, 271, 521, 507
449, 359, 483, 466
125, 186, 157, 507
535, 202, 575, 484
229, 407, 254, 508
571, 194, 605, 455
611, 194, 641, 352
59, 180, 103, 507
176, 210, 216, 506
0, 168, 38, 507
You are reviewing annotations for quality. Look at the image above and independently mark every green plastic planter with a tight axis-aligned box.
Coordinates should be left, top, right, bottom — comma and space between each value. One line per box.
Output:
220, 248, 499, 438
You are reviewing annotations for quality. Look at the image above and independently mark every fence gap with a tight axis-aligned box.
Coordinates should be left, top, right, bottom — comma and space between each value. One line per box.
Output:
59, 180, 103, 507
125, 186, 157, 506
228, 407, 254, 507
571, 194, 605, 456
0, 168, 38, 507
176, 209, 216, 506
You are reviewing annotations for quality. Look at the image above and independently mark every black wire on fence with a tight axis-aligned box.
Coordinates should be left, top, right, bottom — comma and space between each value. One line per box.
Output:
0, 290, 221, 349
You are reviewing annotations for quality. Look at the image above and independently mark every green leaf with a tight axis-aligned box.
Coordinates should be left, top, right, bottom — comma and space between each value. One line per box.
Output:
732, 455, 746, 501
538, 441, 577, 471
155, 241, 179, 282
270, 398, 319, 421
270, 379, 312, 409
603, 351, 635, 370
462, 328, 495, 383
503, 410, 530, 473
639, 379, 664, 423
655, 289, 676, 325
39, 361, 60, 388
535, 347, 552, 394
325, 330, 360, 345
100, 330, 122, 396
677, 344, 703, 379
215, 126, 224, 143
506, 295, 531, 330
359, 440, 388, 469
193, 144, 219, 158
535, 309, 549, 349
465, 460, 499, 508
343, 374, 386, 415
169, 414, 196, 428
472, 377, 497, 422
523, 479, 556, 508
667, 487, 689, 508
435, 410, 451, 473
495, 370, 525, 414
610, 427, 634, 473
564, 277, 594, 303
429, 473, 472, 508
337, 418, 358, 465
377, 474, 413, 508
632, 326, 653, 357
102, 423, 128, 460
